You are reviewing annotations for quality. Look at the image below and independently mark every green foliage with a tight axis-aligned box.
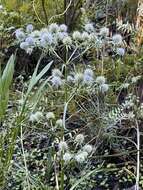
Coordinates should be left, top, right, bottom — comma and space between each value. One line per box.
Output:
0, 54, 15, 120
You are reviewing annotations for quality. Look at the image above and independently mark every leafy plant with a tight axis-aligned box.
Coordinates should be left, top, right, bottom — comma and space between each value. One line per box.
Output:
0, 54, 15, 120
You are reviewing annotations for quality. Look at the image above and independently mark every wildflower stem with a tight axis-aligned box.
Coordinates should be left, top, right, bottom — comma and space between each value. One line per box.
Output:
54, 155, 59, 190
20, 125, 30, 190
136, 120, 140, 190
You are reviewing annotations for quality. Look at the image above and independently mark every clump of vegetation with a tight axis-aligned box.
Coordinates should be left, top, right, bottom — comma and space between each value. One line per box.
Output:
0, 1, 143, 190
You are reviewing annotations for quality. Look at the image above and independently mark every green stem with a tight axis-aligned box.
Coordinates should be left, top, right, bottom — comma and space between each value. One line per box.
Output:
41, 0, 48, 25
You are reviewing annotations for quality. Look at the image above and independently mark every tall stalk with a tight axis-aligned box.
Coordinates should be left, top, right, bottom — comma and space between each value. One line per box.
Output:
41, 0, 48, 25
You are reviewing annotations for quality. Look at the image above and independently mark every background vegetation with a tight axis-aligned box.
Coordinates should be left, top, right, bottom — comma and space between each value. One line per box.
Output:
0, 0, 143, 190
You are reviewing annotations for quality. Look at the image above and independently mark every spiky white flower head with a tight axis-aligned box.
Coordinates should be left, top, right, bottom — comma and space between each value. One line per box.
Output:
84, 68, 94, 77
84, 23, 94, 33
112, 34, 123, 45
26, 48, 33, 54
59, 141, 68, 152
83, 74, 93, 85
60, 24, 68, 32
67, 75, 74, 83
56, 119, 63, 127
75, 134, 84, 144
63, 152, 72, 162
131, 76, 141, 83
95, 76, 106, 85
46, 112, 55, 120
29, 111, 43, 122
116, 48, 125, 56
81, 151, 88, 158
63, 36, 72, 46
52, 68, 62, 77
31, 30, 40, 38
74, 73, 83, 83
56, 32, 68, 41
51, 76, 62, 88
29, 113, 37, 122
25, 36, 35, 46
20, 42, 29, 50
121, 83, 130, 89
40, 28, 49, 34
35, 111, 43, 119
99, 83, 109, 93
75, 151, 88, 163
72, 31, 82, 41
15, 29, 25, 41
100, 27, 109, 37
49, 23, 59, 33
26, 24, 33, 33
82, 32, 89, 41
40, 32, 53, 47
83, 144, 93, 154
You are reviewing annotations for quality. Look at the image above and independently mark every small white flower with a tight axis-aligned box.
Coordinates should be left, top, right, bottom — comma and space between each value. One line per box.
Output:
31, 30, 40, 38
35, 111, 43, 119
75, 134, 84, 144
26, 48, 33, 54
116, 48, 125, 56
20, 42, 29, 50
25, 37, 35, 46
131, 76, 141, 83
99, 83, 109, 93
83, 144, 93, 154
74, 73, 83, 83
59, 141, 68, 152
84, 68, 94, 77
112, 34, 123, 45
63, 36, 72, 46
72, 31, 82, 41
82, 32, 89, 41
52, 69, 62, 77
40, 32, 53, 47
56, 32, 68, 41
63, 152, 72, 162
51, 76, 62, 88
46, 112, 55, 120
75, 151, 88, 163
100, 27, 109, 37
83, 74, 93, 85
15, 30, 25, 41
49, 23, 59, 33
121, 83, 130, 89
29, 113, 37, 122
56, 119, 63, 127
95, 76, 106, 85
67, 75, 74, 83
29, 111, 43, 122
81, 151, 88, 158
26, 24, 33, 33
84, 23, 94, 32
60, 24, 68, 32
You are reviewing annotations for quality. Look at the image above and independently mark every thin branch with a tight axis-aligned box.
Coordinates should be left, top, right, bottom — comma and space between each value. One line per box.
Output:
48, 0, 72, 23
